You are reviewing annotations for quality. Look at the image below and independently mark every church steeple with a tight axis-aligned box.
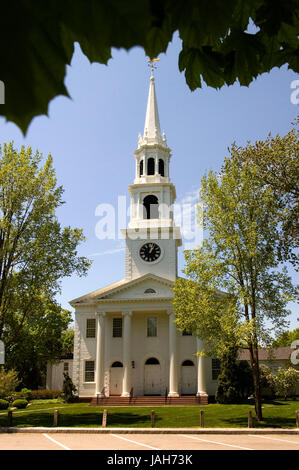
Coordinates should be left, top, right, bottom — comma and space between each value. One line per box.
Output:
143, 74, 162, 144
138, 69, 167, 149
121, 61, 182, 281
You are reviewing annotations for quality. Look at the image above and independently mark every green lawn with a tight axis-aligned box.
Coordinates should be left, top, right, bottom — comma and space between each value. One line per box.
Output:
0, 400, 298, 429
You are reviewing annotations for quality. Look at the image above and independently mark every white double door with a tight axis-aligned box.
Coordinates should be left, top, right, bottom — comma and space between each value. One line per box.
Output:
181, 365, 196, 395
110, 367, 123, 395
144, 364, 162, 395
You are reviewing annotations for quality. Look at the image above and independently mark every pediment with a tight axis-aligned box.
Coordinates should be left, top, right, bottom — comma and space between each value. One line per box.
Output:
70, 274, 174, 305
101, 276, 174, 300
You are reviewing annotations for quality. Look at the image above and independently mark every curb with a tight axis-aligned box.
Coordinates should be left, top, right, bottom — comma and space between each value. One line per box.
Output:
0, 427, 298, 435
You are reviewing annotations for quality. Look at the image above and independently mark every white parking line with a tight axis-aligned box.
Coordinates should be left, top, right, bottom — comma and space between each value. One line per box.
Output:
111, 434, 160, 450
250, 435, 299, 445
181, 434, 253, 450
43, 433, 71, 450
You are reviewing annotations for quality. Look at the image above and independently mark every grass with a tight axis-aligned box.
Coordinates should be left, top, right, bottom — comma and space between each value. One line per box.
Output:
0, 399, 298, 429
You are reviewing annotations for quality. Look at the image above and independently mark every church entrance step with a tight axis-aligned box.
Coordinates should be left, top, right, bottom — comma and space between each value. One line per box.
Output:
89, 395, 208, 406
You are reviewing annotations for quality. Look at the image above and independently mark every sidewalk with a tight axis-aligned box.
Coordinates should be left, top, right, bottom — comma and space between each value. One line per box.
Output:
1, 426, 298, 434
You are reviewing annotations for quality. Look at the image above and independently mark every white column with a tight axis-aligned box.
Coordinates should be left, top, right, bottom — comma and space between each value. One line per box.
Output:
95, 311, 106, 396
168, 310, 179, 397
121, 310, 132, 397
196, 338, 208, 398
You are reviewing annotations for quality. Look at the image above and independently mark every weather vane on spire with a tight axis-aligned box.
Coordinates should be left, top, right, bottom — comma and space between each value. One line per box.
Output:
148, 58, 160, 77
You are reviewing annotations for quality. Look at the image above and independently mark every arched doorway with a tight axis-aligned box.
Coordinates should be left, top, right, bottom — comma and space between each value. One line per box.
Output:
110, 361, 123, 396
181, 360, 196, 395
144, 357, 161, 395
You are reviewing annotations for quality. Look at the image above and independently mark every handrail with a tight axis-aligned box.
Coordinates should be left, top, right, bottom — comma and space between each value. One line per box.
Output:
165, 387, 168, 403
130, 387, 134, 401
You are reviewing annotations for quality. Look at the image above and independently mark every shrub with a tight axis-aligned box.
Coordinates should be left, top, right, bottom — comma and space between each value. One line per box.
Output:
271, 367, 299, 400
0, 367, 19, 398
12, 399, 28, 409
8, 389, 32, 402
20, 388, 32, 401
31, 389, 61, 400
61, 373, 78, 403
0, 399, 9, 410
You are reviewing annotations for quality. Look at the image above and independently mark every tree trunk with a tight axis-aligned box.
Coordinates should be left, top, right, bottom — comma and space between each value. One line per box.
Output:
249, 344, 263, 421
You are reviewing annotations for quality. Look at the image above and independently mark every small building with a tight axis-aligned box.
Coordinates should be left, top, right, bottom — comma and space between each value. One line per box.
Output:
46, 353, 73, 391
238, 347, 299, 395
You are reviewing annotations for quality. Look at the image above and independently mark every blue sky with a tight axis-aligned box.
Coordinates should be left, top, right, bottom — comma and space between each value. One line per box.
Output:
0, 33, 298, 331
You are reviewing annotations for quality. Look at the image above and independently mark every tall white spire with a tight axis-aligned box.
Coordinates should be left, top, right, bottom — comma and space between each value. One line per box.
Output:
138, 64, 167, 148
143, 74, 162, 143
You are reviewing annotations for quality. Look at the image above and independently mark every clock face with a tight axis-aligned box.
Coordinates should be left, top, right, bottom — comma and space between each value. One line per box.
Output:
139, 243, 161, 262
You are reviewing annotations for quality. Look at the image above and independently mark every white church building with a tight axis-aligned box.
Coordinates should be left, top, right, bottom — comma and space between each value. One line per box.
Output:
68, 70, 218, 405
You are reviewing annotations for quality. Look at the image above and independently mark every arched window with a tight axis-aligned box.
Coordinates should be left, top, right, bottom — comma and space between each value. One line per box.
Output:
182, 360, 194, 366
145, 357, 160, 365
143, 195, 159, 219
158, 159, 164, 176
147, 157, 155, 175
111, 361, 123, 367
144, 288, 156, 294
139, 160, 143, 176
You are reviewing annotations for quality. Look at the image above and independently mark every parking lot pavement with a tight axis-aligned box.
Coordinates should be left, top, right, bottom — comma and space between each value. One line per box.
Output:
0, 432, 298, 451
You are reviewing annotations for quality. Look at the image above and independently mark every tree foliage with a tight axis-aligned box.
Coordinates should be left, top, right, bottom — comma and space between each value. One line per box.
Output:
0, 142, 91, 386
1, 0, 299, 133
0, 367, 19, 398
235, 119, 299, 269
273, 328, 299, 347
3, 296, 72, 389
62, 372, 77, 403
215, 345, 240, 404
61, 329, 74, 355
173, 136, 298, 420
237, 360, 254, 400
0, 142, 91, 343
269, 367, 299, 399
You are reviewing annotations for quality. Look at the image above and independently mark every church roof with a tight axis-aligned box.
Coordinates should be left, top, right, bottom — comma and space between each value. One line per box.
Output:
238, 347, 294, 361
69, 273, 175, 306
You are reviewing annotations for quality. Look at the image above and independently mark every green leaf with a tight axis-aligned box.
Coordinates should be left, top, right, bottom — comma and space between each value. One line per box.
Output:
0, 0, 299, 133
179, 47, 225, 90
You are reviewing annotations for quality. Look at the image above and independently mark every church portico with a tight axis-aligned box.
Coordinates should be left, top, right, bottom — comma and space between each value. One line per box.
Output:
82, 301, 209, 400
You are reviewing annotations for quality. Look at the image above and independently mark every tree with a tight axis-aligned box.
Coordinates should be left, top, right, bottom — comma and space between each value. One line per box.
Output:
0, 1, 299, 133
273, 328, 299, 347
3, 296, 73, 389
236, 120, 299, 269
0, 142, 91, 343
173, 139, 298, 421
0, 142, 91, 380
215, 345, 240, 404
